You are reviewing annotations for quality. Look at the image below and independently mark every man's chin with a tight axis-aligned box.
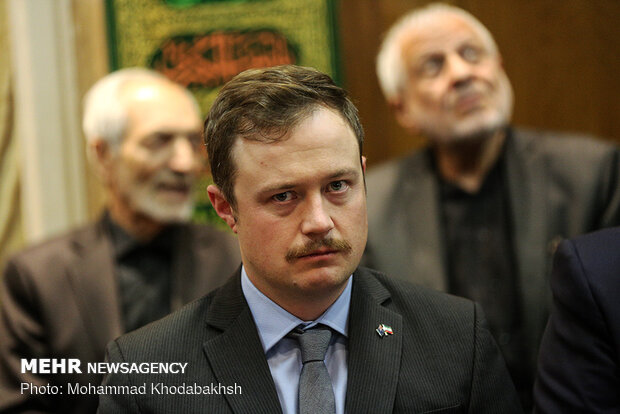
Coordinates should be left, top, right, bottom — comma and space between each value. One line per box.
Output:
293, 262, 353, 290
136, 201, 194, 223
427, 117, 507, 144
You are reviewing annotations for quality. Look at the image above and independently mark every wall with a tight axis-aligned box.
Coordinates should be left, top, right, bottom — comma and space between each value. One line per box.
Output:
0, 1, 23, 265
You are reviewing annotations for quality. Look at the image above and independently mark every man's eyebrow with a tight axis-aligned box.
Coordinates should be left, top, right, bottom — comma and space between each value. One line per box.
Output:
258, 182, 298, 195
149, 127, 201, 135
258, 168, 361, 195
326, 168, 360, 180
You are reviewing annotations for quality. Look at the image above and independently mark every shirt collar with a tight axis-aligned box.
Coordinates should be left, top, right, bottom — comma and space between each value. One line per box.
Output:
241, 266, 352, 354
104, 211, 137, 258
103, 210, 176, 258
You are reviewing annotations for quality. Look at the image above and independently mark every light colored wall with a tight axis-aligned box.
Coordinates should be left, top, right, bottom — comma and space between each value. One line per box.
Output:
0, 1, 24, 267
71, 0, 109, 221
7, 0, 88, 245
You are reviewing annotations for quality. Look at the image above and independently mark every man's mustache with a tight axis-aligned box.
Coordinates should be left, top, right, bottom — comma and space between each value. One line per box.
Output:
285, 238, 352, 262
153, 170, 195, 187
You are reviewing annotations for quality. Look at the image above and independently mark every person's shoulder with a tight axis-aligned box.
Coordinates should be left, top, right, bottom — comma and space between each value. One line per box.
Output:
561, 227, 620, 272
511, 126, 617, 159
180, 223, 241, 270
355, 267, 474, 321
183, 221, 231, 236
182, 222, 237, 247
365, 148, 433, 217
112, 291, 216, 359
355, 267, 482, 355
366, 148, 430, 184
570, 226, 620, 247
4, 222, 100, 272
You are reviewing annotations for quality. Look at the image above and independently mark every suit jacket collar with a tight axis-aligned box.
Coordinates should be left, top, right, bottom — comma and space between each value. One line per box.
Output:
66, 218, 123, 360
202, 268, 283, 413
346, 267, 403, 413
170, 224, 200, 309
201, 267, 403, 414
503, 129, 551, 364
399, 150, 448, 291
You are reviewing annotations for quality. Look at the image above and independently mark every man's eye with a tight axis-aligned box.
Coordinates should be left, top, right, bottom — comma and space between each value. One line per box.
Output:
144, 134, 172, 149
461, 45, 481, 63
418, 56, 444, 77
327, 181, 348, 192
186, 133, 203, 149
272, 192, 294, 202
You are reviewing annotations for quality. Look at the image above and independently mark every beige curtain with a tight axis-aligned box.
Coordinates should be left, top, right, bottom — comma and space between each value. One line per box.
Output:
0, 2, 24, 269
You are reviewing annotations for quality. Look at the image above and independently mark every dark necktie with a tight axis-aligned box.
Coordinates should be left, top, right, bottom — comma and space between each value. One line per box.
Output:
288, 326, 336, 414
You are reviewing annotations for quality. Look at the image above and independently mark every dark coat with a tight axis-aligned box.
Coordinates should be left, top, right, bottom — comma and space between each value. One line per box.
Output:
0, 217, 240, 413
364, 128, 620, 379
535, 228, 620, 413
98, 267, 522, 413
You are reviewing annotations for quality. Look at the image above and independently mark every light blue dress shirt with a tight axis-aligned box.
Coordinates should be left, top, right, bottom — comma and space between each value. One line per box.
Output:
241, 266, 351, 414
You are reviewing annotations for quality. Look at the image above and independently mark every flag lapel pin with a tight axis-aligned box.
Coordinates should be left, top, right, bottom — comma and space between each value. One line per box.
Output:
376, 324, 394, 338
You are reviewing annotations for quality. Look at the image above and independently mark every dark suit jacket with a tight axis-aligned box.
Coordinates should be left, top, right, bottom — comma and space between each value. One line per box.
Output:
364, 128, 620, 379
98, 267, 522, 413
534, 228, 620, 413
0, 217, 240, 414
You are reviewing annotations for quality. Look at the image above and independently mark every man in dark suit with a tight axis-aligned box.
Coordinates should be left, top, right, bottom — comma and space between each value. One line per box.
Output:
366, 4, 620, 408
0, 68, 240, 413
98, 65, 521, 413
534, 228, 620, 412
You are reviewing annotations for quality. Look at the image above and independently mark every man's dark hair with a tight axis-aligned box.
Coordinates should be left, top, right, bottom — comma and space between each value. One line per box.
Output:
204, 65, 364, 207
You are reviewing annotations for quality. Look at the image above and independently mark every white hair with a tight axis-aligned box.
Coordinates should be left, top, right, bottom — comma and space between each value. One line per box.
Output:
376, 3, 499, 102
82, 68, 199, 148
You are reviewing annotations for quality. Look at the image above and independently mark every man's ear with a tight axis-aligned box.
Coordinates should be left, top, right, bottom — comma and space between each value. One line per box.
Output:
361, 155, 367, 173
89, 139, 115, 183
391, 98, 419, 134
207, 184, 238, 233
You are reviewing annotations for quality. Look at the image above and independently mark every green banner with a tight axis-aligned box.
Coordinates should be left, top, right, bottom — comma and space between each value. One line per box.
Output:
106, 0, 341, 116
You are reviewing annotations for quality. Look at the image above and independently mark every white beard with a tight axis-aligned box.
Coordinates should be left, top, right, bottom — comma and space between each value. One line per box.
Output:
115, 168, 195, 223
130, 187, 194, 222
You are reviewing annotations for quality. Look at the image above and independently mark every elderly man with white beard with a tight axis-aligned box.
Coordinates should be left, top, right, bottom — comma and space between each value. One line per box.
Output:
0, 68, 240, 414
363, 3, 620, 410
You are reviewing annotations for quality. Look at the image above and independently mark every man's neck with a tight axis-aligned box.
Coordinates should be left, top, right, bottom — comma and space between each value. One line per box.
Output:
283, 292, 345, 322
432, 129, 506, 193
245, 271, 348, 322
108, 199, 164, 242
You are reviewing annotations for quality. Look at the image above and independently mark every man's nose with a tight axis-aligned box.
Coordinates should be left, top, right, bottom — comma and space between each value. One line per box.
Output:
300, 194, 334, 237
169, 136, 198, 174
447, 54, 474, 86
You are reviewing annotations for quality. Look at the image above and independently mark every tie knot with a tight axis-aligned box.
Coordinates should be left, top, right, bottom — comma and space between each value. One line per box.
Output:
290, 326, 332, 363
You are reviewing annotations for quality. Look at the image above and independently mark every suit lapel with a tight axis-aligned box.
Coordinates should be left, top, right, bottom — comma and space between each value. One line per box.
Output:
171, 225, 239, 310
346, 268, 403, 413
505, 130, 550, 367
403, 151, 448, 290
170, 224, 194, 310
202, 271, 282, 413
66, 220, 123, 360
